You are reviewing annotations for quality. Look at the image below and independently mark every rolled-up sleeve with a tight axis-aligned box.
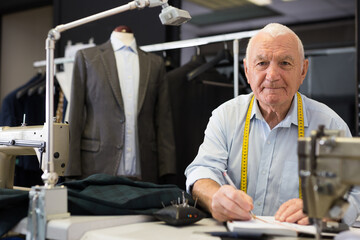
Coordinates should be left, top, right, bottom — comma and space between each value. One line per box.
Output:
184, 105, 232, 193
343, 186, 360, 225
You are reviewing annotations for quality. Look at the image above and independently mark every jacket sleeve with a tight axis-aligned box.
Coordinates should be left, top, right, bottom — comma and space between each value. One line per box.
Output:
65, 50, 87, 177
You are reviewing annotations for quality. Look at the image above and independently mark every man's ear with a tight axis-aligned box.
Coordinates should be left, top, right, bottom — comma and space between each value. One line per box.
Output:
300, 59, 309, 84
243, 58, 250, 84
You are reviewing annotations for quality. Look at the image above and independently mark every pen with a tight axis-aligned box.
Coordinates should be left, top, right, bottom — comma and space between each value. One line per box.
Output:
222, 171, 237, 188
222, 171, 256, 220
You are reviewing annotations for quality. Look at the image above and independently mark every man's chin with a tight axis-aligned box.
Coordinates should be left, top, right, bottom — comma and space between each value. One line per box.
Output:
261, 95, 284, 106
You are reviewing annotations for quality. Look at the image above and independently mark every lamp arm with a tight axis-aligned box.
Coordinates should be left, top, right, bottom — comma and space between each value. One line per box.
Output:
54, 3, 136, 34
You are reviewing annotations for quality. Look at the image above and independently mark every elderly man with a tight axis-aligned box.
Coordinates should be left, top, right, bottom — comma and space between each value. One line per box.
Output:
185, 23, 360, 225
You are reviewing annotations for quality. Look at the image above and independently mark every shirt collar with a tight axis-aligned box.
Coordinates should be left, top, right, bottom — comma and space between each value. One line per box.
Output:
251, 93, 309, 128
252, 96, 263, 122
282, 96, 298, 127
110, 32, 138, 54
284, 92, 309, 128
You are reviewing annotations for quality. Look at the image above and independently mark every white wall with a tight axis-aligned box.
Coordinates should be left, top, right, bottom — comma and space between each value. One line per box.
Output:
0, 6, 52, 106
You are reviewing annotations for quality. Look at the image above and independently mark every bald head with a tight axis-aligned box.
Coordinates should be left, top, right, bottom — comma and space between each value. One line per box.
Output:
245, 23, 305, 64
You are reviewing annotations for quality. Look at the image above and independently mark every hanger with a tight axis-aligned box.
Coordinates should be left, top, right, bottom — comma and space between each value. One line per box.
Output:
187, 42, 232, 81
196, 46, 201, 56
28, 79, 45, 96
190, 46, 203, 62
16, 73, 45, 99
37, 76, 61, 95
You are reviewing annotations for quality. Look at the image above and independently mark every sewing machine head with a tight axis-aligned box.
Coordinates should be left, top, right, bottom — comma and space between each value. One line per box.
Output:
0, 123, 69, 188
298, 126, 360, 221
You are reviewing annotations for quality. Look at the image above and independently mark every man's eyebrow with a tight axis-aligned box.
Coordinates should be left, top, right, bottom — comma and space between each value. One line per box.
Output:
254, 55, 268, 61
253, 55, 295, 63
280, 55, 295, 62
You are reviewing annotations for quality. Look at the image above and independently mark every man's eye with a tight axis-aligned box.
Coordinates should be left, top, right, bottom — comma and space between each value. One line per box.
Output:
280, 61, 291, 66
256, 62, 267, 66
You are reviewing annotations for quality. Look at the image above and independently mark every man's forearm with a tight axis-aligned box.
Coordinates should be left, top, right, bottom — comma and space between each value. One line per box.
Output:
191, 178, 221, 213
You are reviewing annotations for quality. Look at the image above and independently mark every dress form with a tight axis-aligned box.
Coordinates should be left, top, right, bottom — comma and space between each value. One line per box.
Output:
113, 25, 134, 46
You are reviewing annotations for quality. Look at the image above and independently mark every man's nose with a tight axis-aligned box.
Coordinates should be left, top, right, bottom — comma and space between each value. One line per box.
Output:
266, 63, 280, 81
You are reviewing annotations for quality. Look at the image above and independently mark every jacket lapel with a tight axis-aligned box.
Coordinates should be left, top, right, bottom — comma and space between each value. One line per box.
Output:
137, 48, 150, 115
99, 41, 124, 109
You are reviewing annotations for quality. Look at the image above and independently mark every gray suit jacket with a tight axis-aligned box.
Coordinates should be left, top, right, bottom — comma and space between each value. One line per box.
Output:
65, 40, 176, 183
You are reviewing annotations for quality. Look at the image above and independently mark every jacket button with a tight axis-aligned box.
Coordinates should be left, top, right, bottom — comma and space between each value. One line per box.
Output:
116, 145, 123, 150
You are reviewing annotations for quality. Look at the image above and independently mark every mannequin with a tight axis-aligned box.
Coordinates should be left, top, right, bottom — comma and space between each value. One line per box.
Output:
66, 24, 176, 184
112, 25, 134, 46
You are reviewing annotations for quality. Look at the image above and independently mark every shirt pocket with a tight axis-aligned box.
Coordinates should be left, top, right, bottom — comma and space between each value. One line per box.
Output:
279, 161, 299, 204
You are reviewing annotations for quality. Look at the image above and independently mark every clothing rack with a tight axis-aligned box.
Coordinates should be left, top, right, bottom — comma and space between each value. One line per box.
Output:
33, 29, 356, 97
33, 29, 260, 67
140, 29, 260, 52
33, 57, 74, 68
33, 29, 260, 98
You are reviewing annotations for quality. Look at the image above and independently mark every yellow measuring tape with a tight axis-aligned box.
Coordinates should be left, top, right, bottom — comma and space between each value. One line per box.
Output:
240, 92, 304, 199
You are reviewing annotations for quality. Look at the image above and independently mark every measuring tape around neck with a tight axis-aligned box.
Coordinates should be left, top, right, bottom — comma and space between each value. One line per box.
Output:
240, 92, 304, 199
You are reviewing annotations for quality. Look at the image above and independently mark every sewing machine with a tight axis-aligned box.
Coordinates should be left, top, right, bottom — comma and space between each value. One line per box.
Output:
0, 123, 69, 189
298, 125, 360, 238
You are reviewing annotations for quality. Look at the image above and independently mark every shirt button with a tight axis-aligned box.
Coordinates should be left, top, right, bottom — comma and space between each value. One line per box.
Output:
267, 140, 271, 145
257, 202, 262, 206
262, 170, 266, 175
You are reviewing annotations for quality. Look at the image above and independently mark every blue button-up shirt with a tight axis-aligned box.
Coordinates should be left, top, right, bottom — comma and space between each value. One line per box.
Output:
111, 32, 140, 177
185, 92, 360, 224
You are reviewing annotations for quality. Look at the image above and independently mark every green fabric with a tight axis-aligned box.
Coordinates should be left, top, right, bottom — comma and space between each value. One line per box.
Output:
0, 174, 191, 237
0, 189, 29, 238
63, 174, 193, 215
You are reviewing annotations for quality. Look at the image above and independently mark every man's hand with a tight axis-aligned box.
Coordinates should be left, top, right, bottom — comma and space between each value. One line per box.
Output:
211, 185, 254, 222
191, 179, 253, 222
275, 198, 309, 225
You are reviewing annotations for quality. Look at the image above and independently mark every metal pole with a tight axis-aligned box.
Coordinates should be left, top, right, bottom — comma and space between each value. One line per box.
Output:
233, 39, 239, 97
356, 0, 360, 136
43, 36, 56, 187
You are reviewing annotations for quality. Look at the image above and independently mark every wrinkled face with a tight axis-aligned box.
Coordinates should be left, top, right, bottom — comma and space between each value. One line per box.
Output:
244, 33, 308, 110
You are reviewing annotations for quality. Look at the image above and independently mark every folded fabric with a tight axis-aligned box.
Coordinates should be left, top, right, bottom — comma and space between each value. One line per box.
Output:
0, 173, 192, 237
63, 173, 193, 215
0, 189, 29, 238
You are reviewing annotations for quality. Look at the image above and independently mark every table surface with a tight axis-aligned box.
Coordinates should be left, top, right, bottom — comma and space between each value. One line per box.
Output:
12, 215, 360, 240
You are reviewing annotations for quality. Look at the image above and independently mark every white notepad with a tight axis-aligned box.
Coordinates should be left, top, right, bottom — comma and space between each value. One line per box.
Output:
227, 216, 332, 237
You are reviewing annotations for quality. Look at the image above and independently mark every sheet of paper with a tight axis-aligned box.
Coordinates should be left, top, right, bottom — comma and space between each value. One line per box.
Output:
256, 216, 317, 234
227, 216, 319, 237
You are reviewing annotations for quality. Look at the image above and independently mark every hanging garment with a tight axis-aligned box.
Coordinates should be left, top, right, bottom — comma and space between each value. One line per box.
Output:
166, 54, 240, 188
0, 73, 59, 187
55, 39, 96, 122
